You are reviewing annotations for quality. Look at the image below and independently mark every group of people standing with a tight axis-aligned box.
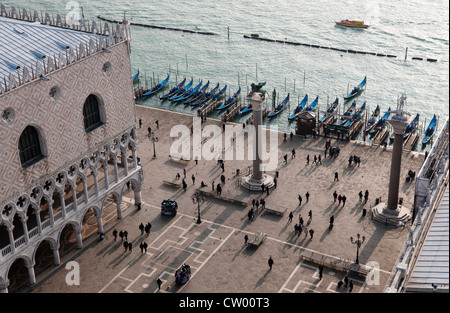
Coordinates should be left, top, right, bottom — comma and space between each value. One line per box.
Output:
348, 155, 362, 167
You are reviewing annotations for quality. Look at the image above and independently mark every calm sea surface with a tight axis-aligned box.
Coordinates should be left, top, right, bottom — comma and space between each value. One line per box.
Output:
6, 0, 449, 150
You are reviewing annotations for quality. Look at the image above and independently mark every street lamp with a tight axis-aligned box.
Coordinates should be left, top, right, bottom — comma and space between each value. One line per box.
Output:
350, 233, 365, 264
192, 192, 205, 224
150, 133, 158, 158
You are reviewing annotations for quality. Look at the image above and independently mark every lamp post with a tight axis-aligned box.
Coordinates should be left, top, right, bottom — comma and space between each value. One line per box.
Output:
150, 133, 158, 158
350, 233, 365, 264
192, 192, 205, 224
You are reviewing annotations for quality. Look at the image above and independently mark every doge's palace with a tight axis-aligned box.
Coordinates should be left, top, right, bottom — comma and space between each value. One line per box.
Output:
0, 5, 143, 292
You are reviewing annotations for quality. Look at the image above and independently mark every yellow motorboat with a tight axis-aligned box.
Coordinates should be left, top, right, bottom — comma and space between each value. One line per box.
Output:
335, 19, 369, 28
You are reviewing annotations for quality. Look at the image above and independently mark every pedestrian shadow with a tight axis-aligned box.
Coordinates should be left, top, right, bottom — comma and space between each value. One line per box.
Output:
232, 243, 248, 261
96, 239, 122, 257
350, 202, 365, 215
319, 227, 333, 242
254, 269, 271, 289
278, 220, 291, 236
327, 181, 338, 191
323, 203, 336, 214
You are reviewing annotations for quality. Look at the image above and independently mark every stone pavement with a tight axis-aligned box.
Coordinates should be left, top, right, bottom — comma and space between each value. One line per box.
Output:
31, 104, 425, 293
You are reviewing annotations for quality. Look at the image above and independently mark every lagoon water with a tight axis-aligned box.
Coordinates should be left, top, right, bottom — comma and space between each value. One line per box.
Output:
5, 0, 449, 149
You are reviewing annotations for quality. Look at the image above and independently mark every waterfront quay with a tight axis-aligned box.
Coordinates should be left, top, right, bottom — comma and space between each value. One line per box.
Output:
31, 104, 425, 293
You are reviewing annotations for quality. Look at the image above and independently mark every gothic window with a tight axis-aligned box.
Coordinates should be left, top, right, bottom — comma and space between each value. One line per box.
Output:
19, 125, 44, 168
83, 94, 104, 132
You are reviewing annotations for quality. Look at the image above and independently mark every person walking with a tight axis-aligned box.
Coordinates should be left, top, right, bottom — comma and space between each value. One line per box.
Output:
318, 154, 322, 165
338, 194, 342, 206
212, 180, 215, 191
288, 211, 294, 223
306, 154, 310, 165
143, 242, 148, 253
308, 210, 312, 222
305, 191, 310, 203
342, 195, 347, 207
139, 242, 144, 254
284, 154, 288, 164
155, 120, 159, 129
139, 223, 144, 235
318, 265, 324, 280
364, 190, 369, 204
192, 174, 196, 185
119, 230, 124, 242
298, 195, 303, 206
123, 240, 128, 252
112, 229, 118, 241
333, 191, 338, 203
349, 280, 353, 293
244, 234, 249, 245
358, 191, 363, 202
309, 229, 315, 239
128, 242, 133, 252
139, 119, 142, 128
148, 127, 152, 136
157, 278, 162, 291
344, 275, 349, 287
183, 168, 187, 178
334, 172, 339, 182
268, 257, 274, 271
123, 230, 128, 241
298, 214, 303, 225
303, 226, 308, 238
217, 184, 222, 195
292, 148, 296, 159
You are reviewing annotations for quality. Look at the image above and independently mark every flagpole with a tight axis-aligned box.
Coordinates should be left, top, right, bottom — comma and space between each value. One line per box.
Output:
363, 109, 368, 141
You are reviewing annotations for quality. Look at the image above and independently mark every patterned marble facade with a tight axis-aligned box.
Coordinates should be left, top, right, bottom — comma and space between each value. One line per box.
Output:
0, 6, 142, 292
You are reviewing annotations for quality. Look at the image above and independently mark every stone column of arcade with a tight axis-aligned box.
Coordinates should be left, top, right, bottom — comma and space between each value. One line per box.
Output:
240, 83, 275, 191
372, 95, 412, 226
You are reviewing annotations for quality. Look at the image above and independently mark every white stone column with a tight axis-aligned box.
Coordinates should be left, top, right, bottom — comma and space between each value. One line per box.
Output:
96, 212, 104, 234
21, 217, 29, 244
75, 229, 83, 249
53, 245, 61, 266
60, 192, 67, 219
92, 169, 99, 197
113, 159, 119, 183
0, 280, 9, 293
104, 163, 110, 190
240, 87, 274, 191
72, 186, 78, 211
35, 208, 42, 235
134, 185, 142, 206
83, 180, 89, 204
116, 198, 123, 219
131, 146, 137, 169
7, 226, 15, 253
47, 199, 55, 226
122, 150, 129, 177
27, 263, 36, 285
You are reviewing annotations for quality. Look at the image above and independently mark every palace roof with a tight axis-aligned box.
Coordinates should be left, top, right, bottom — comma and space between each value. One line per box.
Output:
0, 5, 129, 95
0, 16, 102, 83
